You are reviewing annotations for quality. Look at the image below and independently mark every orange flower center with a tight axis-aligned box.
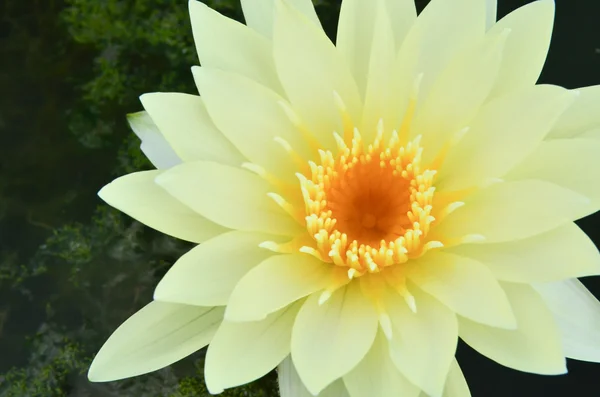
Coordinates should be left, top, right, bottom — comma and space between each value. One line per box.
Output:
298, 125, 438, 278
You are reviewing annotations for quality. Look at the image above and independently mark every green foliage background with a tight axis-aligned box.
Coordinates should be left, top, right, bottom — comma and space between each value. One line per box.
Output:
0, 0, 349, 395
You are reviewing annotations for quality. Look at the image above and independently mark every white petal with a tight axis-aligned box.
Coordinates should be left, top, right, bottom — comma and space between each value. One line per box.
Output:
507, 138, 600, 208
98, 170, 227, 243
336, 0, 416, 98
438, 85, 577, 191
343, 330, 420, 397
548, 85, 600, 139
431, 180, 591, 244
155, 161, 301, 236
140, 93, 244, 166
407, 252, 516, 329
534, 279, 600, 363
292, 282, 378, 395
204, 302, 301, 393
241, 0, 321, 38
488, 0, 555, 96
88, 302, 223, 381
154, 231, 281, 306
127, 111, 181, 169
225, 253, 333, 322
273, 0, 362, 151
385, 284, 458, 397
192, 67, 311, 180
189, 0, 283, 93
459, 282, 566, 375
449, 223, 600, 283
279, 356, 350, 397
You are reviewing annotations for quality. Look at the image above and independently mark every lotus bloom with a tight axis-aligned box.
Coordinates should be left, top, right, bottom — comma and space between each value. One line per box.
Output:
88, 0, 600, 395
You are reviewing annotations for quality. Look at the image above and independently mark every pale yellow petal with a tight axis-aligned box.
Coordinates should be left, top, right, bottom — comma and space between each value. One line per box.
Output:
534, 279, 600, 363
414, 30, 508, 161
204, 301, 302, 394
459, 282, 566, 375
88, 302, 223, 382
127, 111, 181, 169
273, 0, 362, 151
438, 85, 577, 191
385, 284, 457, 397
488, 0, 555, 97
154, 231, 282, 306
443, 360, 471, 397
155, 161, 301, 236
225, 253, 332, 322
140, 93, 244, 166
192, 67, 311, 180
279, 356, 350, 397
548, 85, 600, 139
360, 0, 399, 140
449, 223, 600, 283
393, 0, 486, 116
336, 0, 416, 98
189, 0, 283, 93
407, 251, 516, 328
343, 330, 420, 397
292, 282, 378, 395
241, 0, 321, 38
98, 170, 227, 243
431, 180, 591, 244
507, 138, 600, 207
485, 0, 497, 30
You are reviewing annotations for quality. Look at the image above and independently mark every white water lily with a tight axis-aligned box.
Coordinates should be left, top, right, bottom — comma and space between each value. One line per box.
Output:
88, 0, 600, 396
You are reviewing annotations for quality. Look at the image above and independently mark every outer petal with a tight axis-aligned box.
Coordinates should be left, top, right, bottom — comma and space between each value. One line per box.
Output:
431, 180, 591, 244
127, 111, 181, 169
140, 93, 244, 166
343, 330, 420, 397
459, 282, 566, 375
449, 223, 600, 283
192, 67, 311, 180
189, 0, 283, 93
359, 0, 397, 140
385, 284, 458, 397
414, 30, 508, 160
279, 356, 350, 397
154, 231, 281, 306
88, 302, 223, 381
241, 0, 321, 38
273, 0, 362, 151
419, 360, 470, 397
506, 138, 600, 206
488, 0, 555, 96
548, 85, 600, 139
204, 302, 301, 393
534, 279, 600, 362
393, 0, 486, 119
98, 170, 227, 243
225, 253, 333, 322
438, 85, 577, 191
155, 161, 301, 236
485, 0, 497, 30
407, 251, 516, 329
292, 282, 378, 395
336, 0, 416, 98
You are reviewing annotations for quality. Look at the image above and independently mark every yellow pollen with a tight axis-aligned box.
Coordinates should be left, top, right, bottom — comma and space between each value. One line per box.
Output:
298, 124, 440, 278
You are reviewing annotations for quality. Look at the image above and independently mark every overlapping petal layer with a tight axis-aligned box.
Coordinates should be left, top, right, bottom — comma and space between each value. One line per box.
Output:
90, 0, 600, 396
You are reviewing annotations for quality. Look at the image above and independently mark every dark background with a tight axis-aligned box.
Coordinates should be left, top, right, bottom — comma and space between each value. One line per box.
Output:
0, 0, 598, 396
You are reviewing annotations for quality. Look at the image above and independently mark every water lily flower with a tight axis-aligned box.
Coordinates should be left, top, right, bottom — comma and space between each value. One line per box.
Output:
88, 0, 600, 396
